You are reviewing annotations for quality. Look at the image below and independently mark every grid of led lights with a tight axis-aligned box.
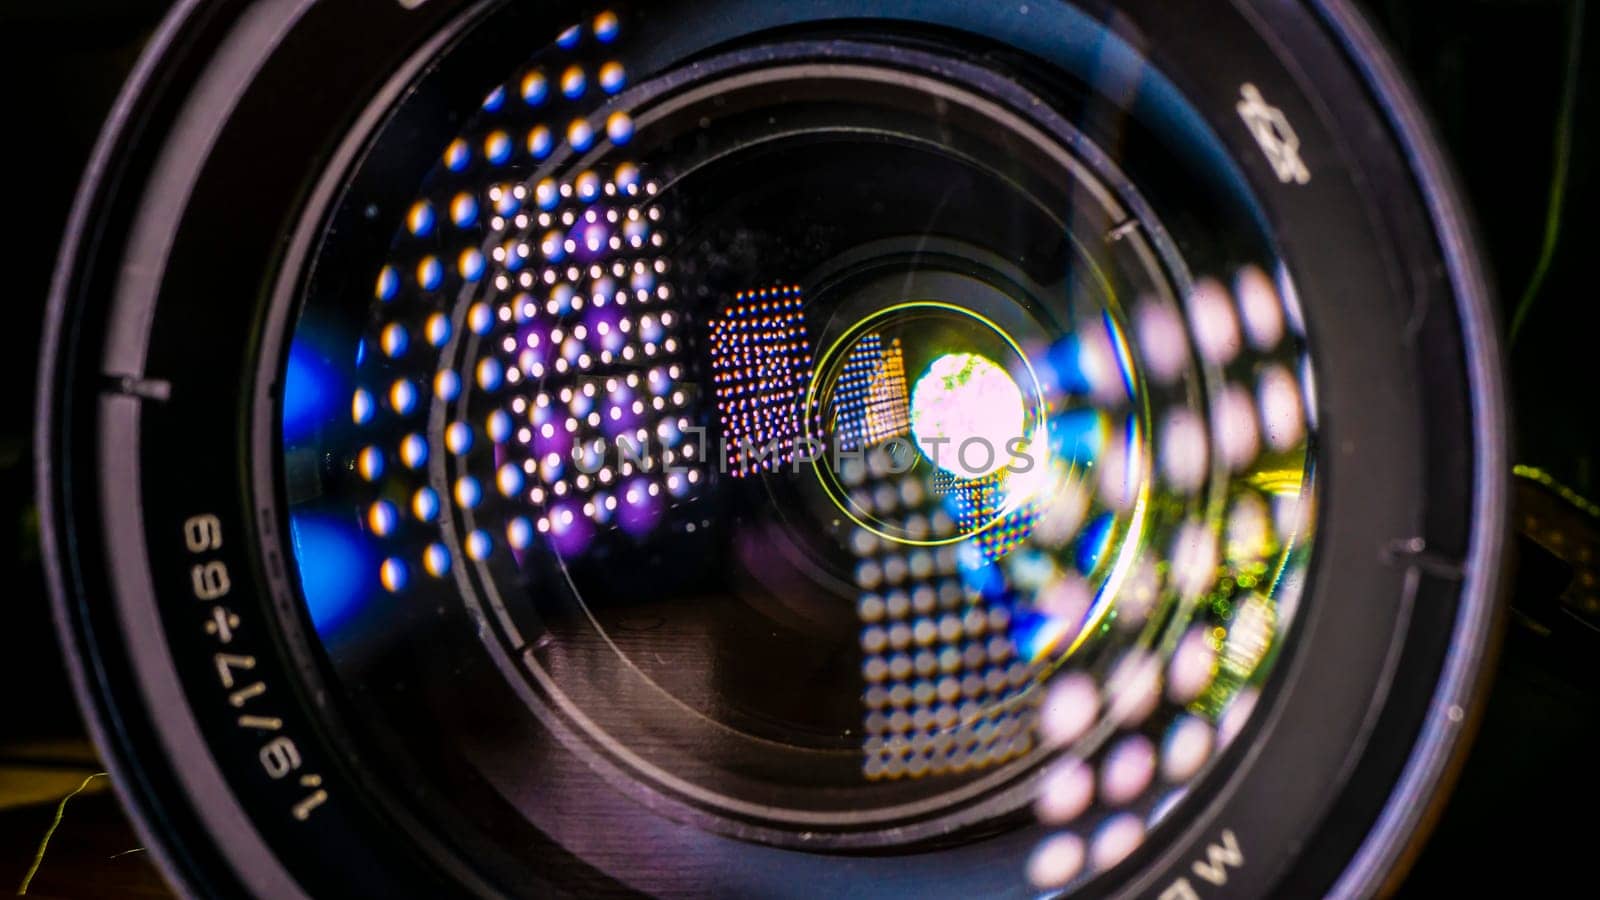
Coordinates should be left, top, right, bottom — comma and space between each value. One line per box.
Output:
337, 9, 703, 590
707, 285, 815, 477
831, 335, 910, 450
475, 163, 699, 558
847, 449, 1044, 781
1016, 266, 1317, 891
926, 470, 1039, 563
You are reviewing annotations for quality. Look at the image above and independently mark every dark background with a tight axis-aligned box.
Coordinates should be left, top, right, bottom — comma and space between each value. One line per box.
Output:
0, 0, 1593, 895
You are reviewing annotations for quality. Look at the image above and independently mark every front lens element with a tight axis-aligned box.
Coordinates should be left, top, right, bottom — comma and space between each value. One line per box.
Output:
279, 6, 1314, 893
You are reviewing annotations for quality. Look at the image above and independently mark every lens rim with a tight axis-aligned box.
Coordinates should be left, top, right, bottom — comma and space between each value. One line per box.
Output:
37, 0, 1508, 896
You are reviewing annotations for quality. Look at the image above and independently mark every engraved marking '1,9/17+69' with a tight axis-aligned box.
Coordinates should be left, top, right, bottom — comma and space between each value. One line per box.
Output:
184, 513, 329, 822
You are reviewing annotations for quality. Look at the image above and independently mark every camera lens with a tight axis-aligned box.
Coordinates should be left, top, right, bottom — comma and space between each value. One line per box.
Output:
40, 1, 1508, 897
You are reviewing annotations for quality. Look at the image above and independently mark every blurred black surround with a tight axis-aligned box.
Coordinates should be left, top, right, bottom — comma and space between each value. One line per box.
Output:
1, 0, 1593, 894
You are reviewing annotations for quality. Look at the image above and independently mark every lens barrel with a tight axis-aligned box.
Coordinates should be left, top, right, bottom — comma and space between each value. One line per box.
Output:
39, 1, 1507, 896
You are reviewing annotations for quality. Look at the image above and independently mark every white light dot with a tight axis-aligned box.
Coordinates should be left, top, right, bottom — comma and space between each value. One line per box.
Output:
1189, 278, 1242, 367
445, 422, 473, 455
1227, 493, 1272, 562
1028, 833, 1086, 890
1115, 557, 1160, 632
1162, 716, 1215, 783
1090, 813, 1145, 872
1236, 265, 1285, 350
1171, 520, 1220, 600
1213, 384, 1261, 471
1038, 573, 1091, 624
1258, 365, 1306, 451
1032, 471, 1090, 546
1168, 626, 1217, 703
1096, 432, 1141, 512
1101, 734, 1156, 806
1160, 408, 1209, 492
1106, 652, 1162, 727
1219, 689, 1259, 748
1041, 673, 1099, 746
1036, 757, 1095, 824
1135, 301, 1189, 384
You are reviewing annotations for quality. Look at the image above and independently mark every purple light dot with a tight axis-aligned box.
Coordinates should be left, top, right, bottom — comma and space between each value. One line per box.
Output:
548, 501, 595, 556
618, 477, 662, 536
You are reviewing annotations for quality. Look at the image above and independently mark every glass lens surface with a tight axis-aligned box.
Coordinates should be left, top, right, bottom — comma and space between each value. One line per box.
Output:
279, 5, 1317, 891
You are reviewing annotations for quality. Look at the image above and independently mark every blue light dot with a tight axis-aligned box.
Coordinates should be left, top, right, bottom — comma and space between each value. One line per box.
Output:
425, 312, 452, 347
482, 85, 506, 111
406, 201, 435, 237
575, 171, 602, 201
466, 529, 493, 559
485, 130, 512, 165
444, 138, 470, 172
450, 192, 479, 227
1051, 408, 1107, 466
476, 357, 504, 391
498, 464, 525, 498
614, 162, 641, 192
417, 257, 443, 291
446, 421, 474, 455
400, 433, 428, 469
599, 61, 626, 94
567, 119, 595, 152
368, 500, 399, 536
434, 369, 461, 402
487, 409, 512, 442
606, 112, 634, 145
412, 486, 440, 522
507, 516, 534, 549
381, 323, 409, 359
561, 65, 587, 99
1076, 512, 1116, 574
527, 125, 554, 160
356, 446, 385, 481
389, 379, 418, 416
380, 557, 409, 593
350, 388, 375, 426
521, 70, 548, 106
455, 476, 483, 509
494, 184, 522, 215
1046, 335, 1094, 396
375, 265, 400, 301
423, 543, 451, 577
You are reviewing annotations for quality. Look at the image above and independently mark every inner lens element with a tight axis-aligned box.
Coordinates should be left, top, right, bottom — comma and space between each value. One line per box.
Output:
278, 7, 1316, 893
